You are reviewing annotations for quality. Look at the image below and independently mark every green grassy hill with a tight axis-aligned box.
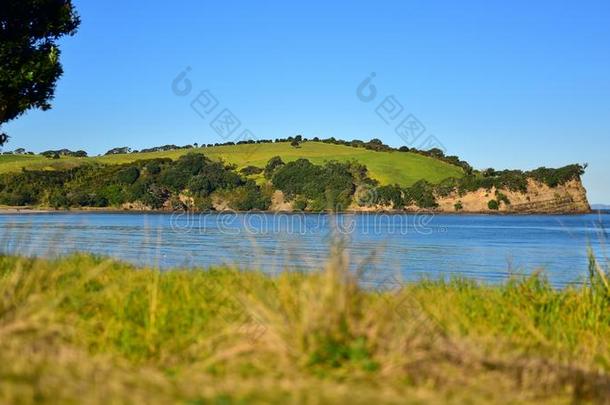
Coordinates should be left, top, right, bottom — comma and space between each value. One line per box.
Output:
0, 142, 464, 186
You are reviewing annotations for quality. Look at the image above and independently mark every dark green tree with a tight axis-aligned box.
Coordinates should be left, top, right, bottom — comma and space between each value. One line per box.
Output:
0, 0, 81, 145
264, 156, 284, 179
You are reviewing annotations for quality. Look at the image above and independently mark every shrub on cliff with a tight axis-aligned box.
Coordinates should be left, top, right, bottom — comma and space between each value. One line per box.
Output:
496, 192, 511, 206
453, 164, 585, 197
529, 164, 585, 188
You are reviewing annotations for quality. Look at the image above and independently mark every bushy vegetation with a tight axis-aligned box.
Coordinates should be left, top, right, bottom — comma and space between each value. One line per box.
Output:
216, 182, 271, 211
359, 162, 584, 211
0, 148, 587, 212
437, 164, 586, 200
263, 155, 285, 179
41, 149, 87, 158
529, 164, 587, 188
137, 144, 194, 154
271, 159, 362, 210
1, 249, 609, 403
0, 153, 269, 211
374, 184, 404, 208
240, 165, 263, 175
403, 179, 439, 208
495, 191, 511, 206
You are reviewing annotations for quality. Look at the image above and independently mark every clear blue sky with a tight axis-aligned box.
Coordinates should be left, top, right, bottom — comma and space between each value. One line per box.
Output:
4, 0, 610, 202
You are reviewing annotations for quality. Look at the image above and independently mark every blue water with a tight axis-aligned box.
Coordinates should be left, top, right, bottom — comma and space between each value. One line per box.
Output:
0, 212, 608, 286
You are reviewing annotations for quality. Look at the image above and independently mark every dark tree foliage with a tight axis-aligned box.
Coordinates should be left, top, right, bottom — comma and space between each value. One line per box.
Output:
272, 159, 321, 199
403, 180, 438, 208
350, 139, 365, 148
264, 156, 284, 179
271, 158, 358, 211
223, 181, 271, 211
116, 166, 140, 185
427, 148, 445, 158
41, 148, 86, 157
239, 165, 263, 175
363, 138, 392, 152
0, 169, 72, 205
375, 184, 403, 208
456, 171, 528, 195
0, 153, 268, 211
454, 164, 585, 197
495, 192, 511, 206
0, 0, 81, 144
105, 147, 131, 155
144, 159, 169, 175
528, 164, 585, 188
345, 160, 374, 185
320, 161, 357, 210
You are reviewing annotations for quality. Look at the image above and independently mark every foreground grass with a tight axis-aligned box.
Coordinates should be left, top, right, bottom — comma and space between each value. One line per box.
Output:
1, 250, 610, 404
0, 142, 464, 186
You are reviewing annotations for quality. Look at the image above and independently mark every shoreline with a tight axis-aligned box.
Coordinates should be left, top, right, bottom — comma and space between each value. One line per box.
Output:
0, 206, 598, 216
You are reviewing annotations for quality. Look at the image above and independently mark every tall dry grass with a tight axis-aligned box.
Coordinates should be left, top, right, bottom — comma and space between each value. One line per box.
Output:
1, 247, 610, 403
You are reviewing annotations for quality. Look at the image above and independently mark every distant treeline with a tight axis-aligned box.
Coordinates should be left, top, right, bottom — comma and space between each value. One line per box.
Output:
105, 144, 196, 155
2, 147, 35, 155
25, 137, 473, 173
0, 151, 586, 211
41, 149, 88, 158
198, 136, 474, 174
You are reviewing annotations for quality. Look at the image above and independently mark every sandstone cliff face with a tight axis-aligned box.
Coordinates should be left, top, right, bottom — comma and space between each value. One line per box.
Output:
435, 179, 590, 213
121, 179, 590, 214
120, 201, 153, 211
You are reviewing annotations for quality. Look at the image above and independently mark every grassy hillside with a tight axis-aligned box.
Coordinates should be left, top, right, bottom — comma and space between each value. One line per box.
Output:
0, 142, 464, 186
1, 250, 610, 403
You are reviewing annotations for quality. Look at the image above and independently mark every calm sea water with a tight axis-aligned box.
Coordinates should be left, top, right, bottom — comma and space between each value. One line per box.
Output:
0, 212, 608, 286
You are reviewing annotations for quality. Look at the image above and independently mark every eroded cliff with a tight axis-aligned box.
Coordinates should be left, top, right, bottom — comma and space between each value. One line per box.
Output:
432, 178, 590, 213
